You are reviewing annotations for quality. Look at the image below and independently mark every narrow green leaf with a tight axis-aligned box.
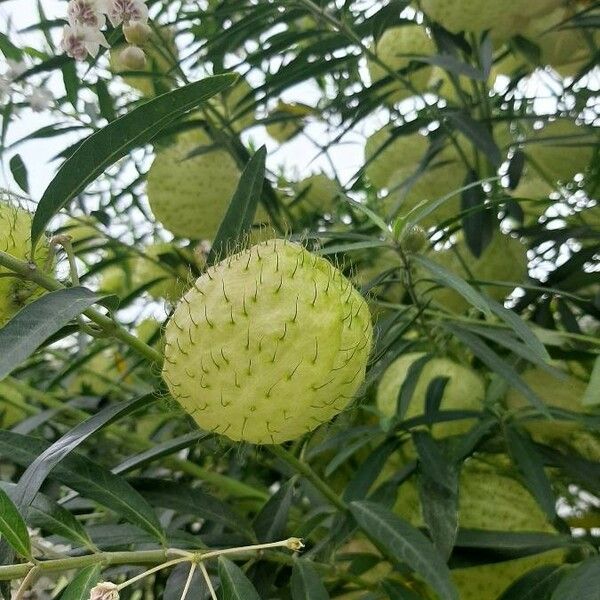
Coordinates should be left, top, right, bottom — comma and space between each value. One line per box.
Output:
498, 565, 566, 600
9, 154, 28, 194
59, 564, 103, 600
291, 558, 330, 600
0, 32, 22, 60
253, 479, 294, 543
133, 478, 253, 538
32, 73, 237, 248
0, 430, 164, 543
207, 145, 267, 265
61, 60, 78, 109
349, 501, 459, 600
13, 395, 155, 517
0, 482, 94, 550
487, 299, 551, 362
460, 170, 493, 258
381, 580, 423, 600
412, 254, 492, 317
582, 355, 600, 407
413, 432, 459, 560
505, 427, 557, 522
551, 556, 600, 600
0, 287, 106, 382
447, 110, 502, 168
445, 324, 549, 417
96, 80, 116, 122
414, 54, 485, 81
218, 556, 261, 600
0, 488, 30, 559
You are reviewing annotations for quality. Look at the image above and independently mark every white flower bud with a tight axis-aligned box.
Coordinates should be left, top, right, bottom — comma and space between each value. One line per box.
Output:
119, 45, 146, 70
90, 582, 120, 600
123, 20, 152, 45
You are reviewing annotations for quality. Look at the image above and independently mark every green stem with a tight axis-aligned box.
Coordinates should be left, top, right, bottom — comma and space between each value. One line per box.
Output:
6, 377, 268, 502
0, 250, 162, 365
269, 445, 347, 511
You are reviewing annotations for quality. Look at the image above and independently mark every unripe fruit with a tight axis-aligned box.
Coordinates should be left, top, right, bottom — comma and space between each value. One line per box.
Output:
133, 243, 190, 302
146, 129, 240, 240
399, 225, 427, 254
123, 21, 152, 46
265, 101, 310, 143
163, 239, 373, 444
110, 27, 177, 96
364, 127, 428, 190
292, 174, 343, 216
416, 233, 528, 313
352, 247, 405, 305
527, 120, 596, 183
523, 7, 597, 76
452, 550, 565, 600
213, 79, 256, 132
384, 150, 464, 229
368, 25, 435, 104
135, 318, 162, 346
119, 45, 146, 71
506, 368, 600, 461
421, 0, 561, 40
377, 352, 485, 437
99, 261, 133, 298
0, 202, 52, 325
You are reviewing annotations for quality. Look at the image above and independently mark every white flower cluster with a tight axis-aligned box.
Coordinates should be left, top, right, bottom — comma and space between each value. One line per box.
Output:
0, 59, 53, 111
61, 0, 151, 62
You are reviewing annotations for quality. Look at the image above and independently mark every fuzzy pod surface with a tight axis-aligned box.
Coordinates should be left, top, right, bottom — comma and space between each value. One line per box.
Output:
368, 25, 435, 104
377, 351, 485, 437
364, 126, 428, 190
0, 202, 52, 325
163, 239, 373, 444
146, 129, 240, 240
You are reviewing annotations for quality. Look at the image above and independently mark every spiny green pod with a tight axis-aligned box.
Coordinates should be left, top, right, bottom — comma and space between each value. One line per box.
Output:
415, 232, 528, 313
506, 367, 600, 462
163, 239, 373, 444
377, 352, 485, 438
368, 25, 435, 104
421, 0, 561, 41
364, 126, 428, 190
0, 201, 52, 325
527, 120, 596, 183
146, 128, 241, 240
292, 174, 343, 217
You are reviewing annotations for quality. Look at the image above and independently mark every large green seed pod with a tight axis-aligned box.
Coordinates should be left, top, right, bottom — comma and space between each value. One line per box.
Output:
146, 129, 240, 240
0, 202, 52, 325
526, 120, 596, 183
421, 0, 561, 40
506, 367, 600, 461
377, 351, 485, 437
163, 239, 373, 444
368, 25, 435, 104
416, 233, 528, 313
292, 174, 343, 216
364, 127, 429, 190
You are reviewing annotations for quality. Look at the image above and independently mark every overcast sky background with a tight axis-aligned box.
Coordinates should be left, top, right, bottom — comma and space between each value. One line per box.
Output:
0, 0, 377, 202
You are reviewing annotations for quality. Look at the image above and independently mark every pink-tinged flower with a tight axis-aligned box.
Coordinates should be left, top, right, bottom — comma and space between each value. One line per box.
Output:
61, 25, 109, 61
106, 0, 149, 27
67, 0, 107, 28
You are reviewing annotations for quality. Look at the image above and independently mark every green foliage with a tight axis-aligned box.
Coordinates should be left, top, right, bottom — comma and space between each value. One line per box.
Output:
0, 0, 598, 598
